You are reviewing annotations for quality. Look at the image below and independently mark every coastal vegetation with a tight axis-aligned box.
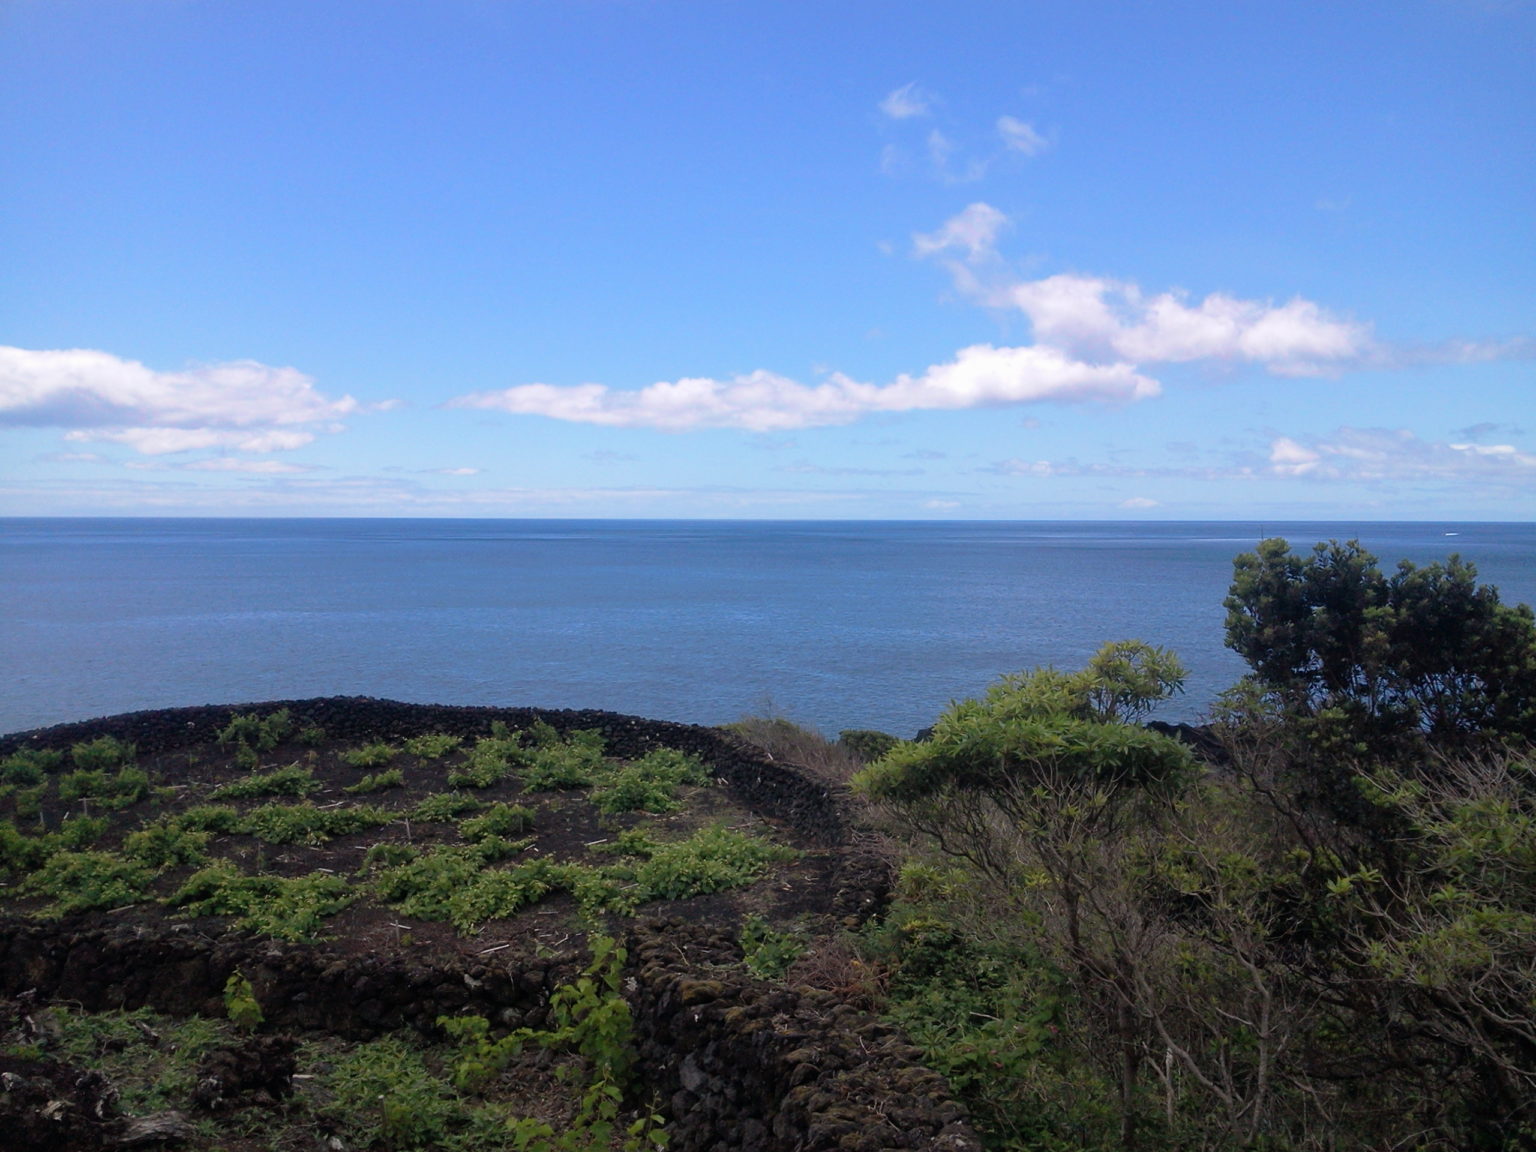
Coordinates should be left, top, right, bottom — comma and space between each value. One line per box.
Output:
0, 537, 1531, 1150
845, 538, 1536, 1150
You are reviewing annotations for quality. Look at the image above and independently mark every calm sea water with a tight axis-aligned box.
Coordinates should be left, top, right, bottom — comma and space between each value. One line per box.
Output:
3, 519, 1533, 738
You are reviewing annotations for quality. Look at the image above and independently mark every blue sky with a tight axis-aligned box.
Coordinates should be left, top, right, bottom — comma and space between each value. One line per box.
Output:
2, 0, 1532, 519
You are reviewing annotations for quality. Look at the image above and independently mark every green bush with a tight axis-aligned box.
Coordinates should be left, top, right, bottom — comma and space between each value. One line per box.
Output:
340, 741, 397, 769
0, 818, 54, 878
223, 970, 264, 1031
624, 824, 795, 901
124, 821, 212, 869
591, 749, 708, 815
22, 849, 153, 916
57, 769, 108, 802
405, 731, 463, 759
740, 914, 804, 978
218, 709, 292, 751
460, 802, 535, 842
1, 748, 62, 786
838, 729, 901, 762
344, 767, 405, 794
170, 860, 353, 940
410, 792, 484, 822
239, 800, 393, 845
173, 804, 242, 833
212, 762, 318, 799
448, 734, 524, 788
70, 735, 135, 771
370, 840, 520, 923
521, 742, 605, 792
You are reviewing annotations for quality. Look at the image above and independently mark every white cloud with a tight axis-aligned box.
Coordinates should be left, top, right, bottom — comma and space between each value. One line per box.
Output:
1011, 275, 1374, 373
449, 345, 1158, 433
879, 83, 932, 120
1120, 496, 1160, 509
997, 115, 1049, 155
912, 206, 1378, 375
912, 202, 1010, 263
428, 466, 482, 476
1268, 428, 1536, 482
0, 346, 361, 455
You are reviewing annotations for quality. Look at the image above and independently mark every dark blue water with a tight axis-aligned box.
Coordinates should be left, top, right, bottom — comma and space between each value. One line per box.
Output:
3, 519, 1532, 737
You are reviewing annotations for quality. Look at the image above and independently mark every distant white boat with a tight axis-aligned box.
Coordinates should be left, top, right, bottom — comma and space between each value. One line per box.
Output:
1445, 532, 1460, 536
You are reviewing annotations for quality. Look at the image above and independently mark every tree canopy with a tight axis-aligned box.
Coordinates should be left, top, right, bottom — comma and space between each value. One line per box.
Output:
1224, 537, 1536, 745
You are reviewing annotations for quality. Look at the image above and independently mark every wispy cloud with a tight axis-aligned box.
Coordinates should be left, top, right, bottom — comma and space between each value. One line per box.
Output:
879, 82, 932, 120
879, 87, 1047, 183
1267, 427, 1536, 482
996, 115, 1049, 155
0, 346, 365, 455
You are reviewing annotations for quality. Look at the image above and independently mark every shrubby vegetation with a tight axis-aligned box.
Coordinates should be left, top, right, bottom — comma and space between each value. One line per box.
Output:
856, 540, 1536, 1151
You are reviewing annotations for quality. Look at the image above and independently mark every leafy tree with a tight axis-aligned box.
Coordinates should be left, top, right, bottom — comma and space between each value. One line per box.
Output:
1225, 538, 1536, 748
857, 641, 1192, 1148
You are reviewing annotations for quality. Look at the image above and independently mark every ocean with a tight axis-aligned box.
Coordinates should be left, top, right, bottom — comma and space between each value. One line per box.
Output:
3, 519, 1533, 738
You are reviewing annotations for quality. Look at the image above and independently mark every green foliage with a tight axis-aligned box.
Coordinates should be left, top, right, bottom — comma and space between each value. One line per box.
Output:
358, 841, 419, 872
449, 733, 524, 788
57, 765, 151, 808
857, 642, 1192, 815
369, 839, 532, 927
56, 768, 108, 802
239, 800, 393, 845
344, 766, 406, 794
123, 819, 212, 868
21, 849, 153, 915
218, 708, 292, 751
70, 735, 135, 771
173, 803, 241, 833
211, 761, 318, 799
297, 724, 327, 746
460, 802, 536, 842
340, 741, 398, 768
411, 791, 484, 822
1225, 537, 1536, 744
170, 859, 353, 940
520, 729, 607, 792
1, 747, 61, 785
406, 731, 464, 759
837, 729, 901, 762
443, 935, 666, 1152
48, 1006, 227, 1118
57, 812, 109, 848
590, 749, 708, 814
0, 818, 52, 877
622, 824, 796, 901
739, 914, 803, 978
223, 969, 264, 1031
